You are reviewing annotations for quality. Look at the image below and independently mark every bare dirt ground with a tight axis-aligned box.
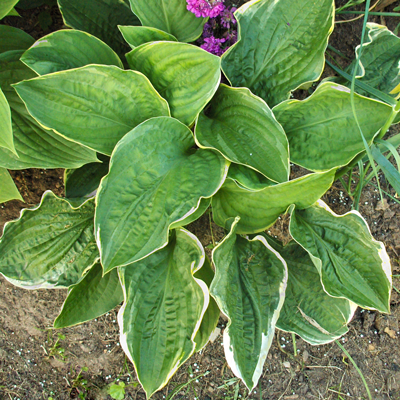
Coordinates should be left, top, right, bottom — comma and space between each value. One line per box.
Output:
1, 1, 400, 399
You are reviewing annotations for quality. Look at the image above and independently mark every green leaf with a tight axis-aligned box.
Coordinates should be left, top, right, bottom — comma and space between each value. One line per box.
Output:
57, 0, 140, 58
54, 263, 123, 328
221, 0, 334, 107
126, 42, 221, 126
0, 87, 16, 154
169, 197, 211, 230
228, 163, 275, 191
0, 56, 98, 169
0, 25, 34, 55
14, 65, 170, 155
107, 382, 126, 400
0, 192, 99, 289
289, 200, 392, 313
211, 217, 287, 390
0, 0, 19, 19
118, 25, 177, 48
95, 116, 228, 273
212, 170, 335, 234
348, 23, 400, 100
0, 168, 22, 203
265, 236, 357, 345
128, 0, 206, 42
195, 84, 289, 183
21, 29, 123, 75
6, 7, 20, 17
193, 256, 220, 352
118, 228, 209, 398
65, 154, 109, 199
273, 82, 393, 171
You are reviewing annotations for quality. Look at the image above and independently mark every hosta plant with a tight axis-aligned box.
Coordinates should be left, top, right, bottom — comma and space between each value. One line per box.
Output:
0, 0, 398, 397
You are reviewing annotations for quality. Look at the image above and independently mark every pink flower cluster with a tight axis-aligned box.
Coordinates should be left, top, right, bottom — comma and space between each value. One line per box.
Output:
186, 0, 225, 18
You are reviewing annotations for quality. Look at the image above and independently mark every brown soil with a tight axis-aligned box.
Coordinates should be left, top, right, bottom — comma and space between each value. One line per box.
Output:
1, 1, 400, 400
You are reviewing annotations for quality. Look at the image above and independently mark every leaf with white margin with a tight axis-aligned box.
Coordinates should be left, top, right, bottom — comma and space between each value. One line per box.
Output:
289, 200, 392, 313
95, 117, 228, 273
21, 29, 123, 76
0, 52, 98, 169
54, 263, 123, 328
58, 0, 140, 58
264, 235, 357, 345
0, 191, 99, 289
193, 255, 220, 352
128, 0, 206, 43
211, 217, 287, 390
273, 82, 392, 172
0, 168, 22, 203
212, 170, 335, 234
118, 25, 177, 48
14, 65, 170, 155
0, 87, 16, 155
228, 163, 275, 191
126, 42, 221, 126
195, 84, 289, 183
118, 228, 209, 398
221, 0, 334, 107
169, 198, 210, 230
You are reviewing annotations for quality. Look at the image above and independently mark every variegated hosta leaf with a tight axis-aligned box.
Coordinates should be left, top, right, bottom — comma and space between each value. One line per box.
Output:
64, 154, 109, 199
0, 87, 15, 154
228, 163, 275, 191
212, 170, 335, 234
14, 65, 170, 155
128, 0, 206, 43
0, 0, 19, 19
195, 84, 289, 183
118, 25, 177, 48
169, 198, 211, 230
211, 217, 287, 390
118, 228, 209, 398
193, 256, 220, 352
0, 53, 98, 169
95, 116, 228, 273
54, 263, 123, 328
0, 192, 99, 289
221, 0, 334, 107
57, 0, 140, 57
349, 23, 400, 101
126, 42, 221, 126
0, 25, 34, 56
21, 30, 123, 75
0, 168, 22, 203
290, 200, 392, 313
265, 236, 357, 345
273, 82, 393, 172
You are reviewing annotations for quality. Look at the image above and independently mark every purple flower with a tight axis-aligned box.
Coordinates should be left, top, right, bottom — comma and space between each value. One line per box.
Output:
187, 0, 225, 18
202, 19, 216, 38
201, 36, 226, 56
220, 7, 237, 29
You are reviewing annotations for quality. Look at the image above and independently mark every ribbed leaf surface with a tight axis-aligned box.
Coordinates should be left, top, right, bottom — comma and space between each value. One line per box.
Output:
21, 30, 123, 75
290, 200, 392, 313
0, 88, 15, 154
221, 0, 334, 107
0, 168, 22, 203
266, 236, 356, 345
0, 54, 98, 169
0, 192, 99, 289
96, 117, 228, 273
212, 170, 335, 234
128, 0, 205, 42
118, 25, 177, 48
211, 218, 287, 390
195, 84, 289, 183
118, 229, 208, 398
58, 0, 140, 57
14, 65, 170, 155
54, 263, 123, 328
273, 82, 392, 171
126, 42, 221, 126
